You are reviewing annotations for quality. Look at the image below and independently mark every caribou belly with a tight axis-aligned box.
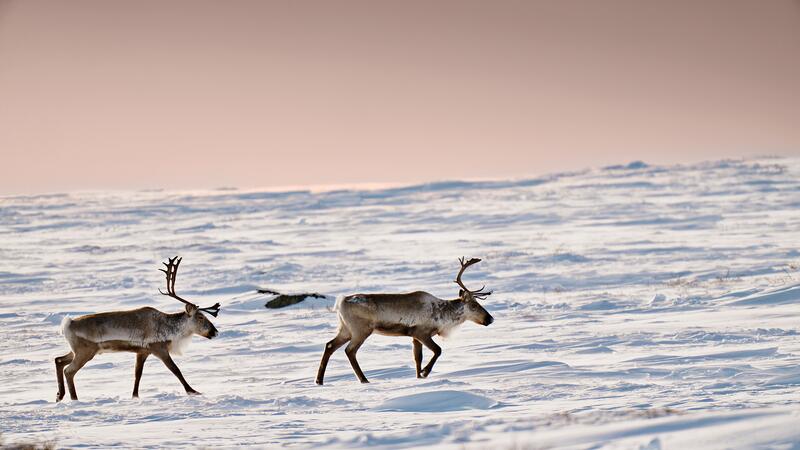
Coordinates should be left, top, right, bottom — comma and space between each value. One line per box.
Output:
374, 323, 414, 336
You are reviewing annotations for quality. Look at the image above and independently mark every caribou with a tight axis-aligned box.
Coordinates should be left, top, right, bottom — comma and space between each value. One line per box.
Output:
55, 257, 221, 401
316, 257, 494, 385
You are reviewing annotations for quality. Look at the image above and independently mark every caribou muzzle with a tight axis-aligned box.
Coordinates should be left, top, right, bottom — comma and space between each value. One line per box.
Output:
206, 326, 219, 339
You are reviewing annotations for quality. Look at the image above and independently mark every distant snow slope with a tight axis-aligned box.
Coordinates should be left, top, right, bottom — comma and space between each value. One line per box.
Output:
1, 157, 799, 448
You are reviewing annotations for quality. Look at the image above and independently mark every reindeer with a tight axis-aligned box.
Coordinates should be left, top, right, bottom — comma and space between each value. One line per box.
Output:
54, 257, 221, 401
316, 257, 494, 385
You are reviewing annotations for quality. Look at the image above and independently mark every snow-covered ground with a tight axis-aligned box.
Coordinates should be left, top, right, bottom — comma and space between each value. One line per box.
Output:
1, 157, 799, 449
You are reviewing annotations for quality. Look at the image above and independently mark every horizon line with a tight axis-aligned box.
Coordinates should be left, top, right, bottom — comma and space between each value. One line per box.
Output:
0, 154, 792, 200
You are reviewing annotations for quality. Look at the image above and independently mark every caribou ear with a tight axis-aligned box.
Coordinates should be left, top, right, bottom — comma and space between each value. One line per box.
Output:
185, 303, 198, 316
458, 289, 465, 298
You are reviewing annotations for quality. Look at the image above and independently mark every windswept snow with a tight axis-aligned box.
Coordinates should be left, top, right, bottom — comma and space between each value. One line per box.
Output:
1, 157, 799, 448
376, 390, 498, 412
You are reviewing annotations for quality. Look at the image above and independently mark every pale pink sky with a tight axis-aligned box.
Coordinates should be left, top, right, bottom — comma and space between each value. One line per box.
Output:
1, 0, 798, 194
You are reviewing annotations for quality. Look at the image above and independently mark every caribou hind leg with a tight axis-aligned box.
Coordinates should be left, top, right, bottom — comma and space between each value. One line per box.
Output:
55, 352, 74, 402
344, 331, 372, 383
64, 347, 97, 401
316, 327, 352, 385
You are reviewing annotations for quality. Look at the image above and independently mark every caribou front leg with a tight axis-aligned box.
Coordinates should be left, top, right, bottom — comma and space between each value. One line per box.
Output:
415, 334, 442, 378
132, 352, 149, 398
412, 339, 423, 378
153, 345, 199, 395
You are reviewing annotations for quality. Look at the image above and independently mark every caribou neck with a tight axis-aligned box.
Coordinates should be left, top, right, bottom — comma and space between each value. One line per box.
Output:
430, 298, 467, 332
160, 311, 193, 339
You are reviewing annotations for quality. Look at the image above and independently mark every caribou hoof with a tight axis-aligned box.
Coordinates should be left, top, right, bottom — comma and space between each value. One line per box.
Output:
187, 390, 201, 396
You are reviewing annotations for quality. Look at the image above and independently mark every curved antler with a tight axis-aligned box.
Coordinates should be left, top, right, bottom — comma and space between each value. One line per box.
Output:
159, 256, 194, 306
158, 256, 223, 317
454, 256, 492, 299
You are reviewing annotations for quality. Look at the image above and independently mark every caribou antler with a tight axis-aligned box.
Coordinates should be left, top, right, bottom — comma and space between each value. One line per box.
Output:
159, 256, 222, 317
199, 302, 221, 318
159, 256, 193, 306
454, 257, 492, 299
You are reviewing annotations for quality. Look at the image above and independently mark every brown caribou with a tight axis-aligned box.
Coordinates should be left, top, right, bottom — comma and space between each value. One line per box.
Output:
55, 257, 220, 401
316, 257, 493, 384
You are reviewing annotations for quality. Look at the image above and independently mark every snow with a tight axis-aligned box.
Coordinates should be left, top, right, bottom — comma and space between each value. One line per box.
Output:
1, 157, 799, 448
375, 390, 498, 412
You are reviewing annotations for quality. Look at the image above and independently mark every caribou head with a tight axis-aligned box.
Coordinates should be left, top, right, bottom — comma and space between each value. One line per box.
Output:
455, 257, 494, 326
159, 256, 220, 339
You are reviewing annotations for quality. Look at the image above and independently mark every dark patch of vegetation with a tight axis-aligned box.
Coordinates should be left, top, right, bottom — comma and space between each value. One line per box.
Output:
261, 290, 326, 309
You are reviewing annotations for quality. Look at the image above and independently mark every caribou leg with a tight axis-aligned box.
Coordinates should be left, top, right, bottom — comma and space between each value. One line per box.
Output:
344, 332, 371, 383
412, 339, 423, 378
65, 348, 96, 401
55, 352, 74, 402
132, 352, 149, 398
153, 346, 199, 395
415, 334, 442, 378
316, 327, 351, 385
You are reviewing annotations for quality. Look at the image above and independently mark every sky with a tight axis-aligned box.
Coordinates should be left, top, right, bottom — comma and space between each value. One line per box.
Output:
0, 0, 798, 195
